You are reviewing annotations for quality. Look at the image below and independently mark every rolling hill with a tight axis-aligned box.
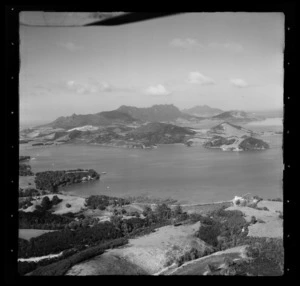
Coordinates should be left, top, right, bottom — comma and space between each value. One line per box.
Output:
211, 110, 263, 123
182, 105, 223, 117
117, 104, 203, 123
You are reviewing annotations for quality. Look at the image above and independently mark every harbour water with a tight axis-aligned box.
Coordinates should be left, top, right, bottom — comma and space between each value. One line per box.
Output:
20, 124, 283, 204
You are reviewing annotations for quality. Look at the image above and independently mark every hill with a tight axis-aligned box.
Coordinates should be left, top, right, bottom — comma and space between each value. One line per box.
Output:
211, 110, 263, 123
203, 122, 269, 151
118, 104, 203, 123
41, 110, 137, 129
127, 122, 196, 145
209, 122, 257, 137
182, 105, 223, 117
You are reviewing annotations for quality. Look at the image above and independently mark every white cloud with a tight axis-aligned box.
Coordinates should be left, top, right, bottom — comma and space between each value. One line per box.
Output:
145, 84, 171, 96
66, 80, 111, 94
170, 38, 203, 48
230, 78, 249, 88
58, 42, 83, 51
187, 72, 215, 85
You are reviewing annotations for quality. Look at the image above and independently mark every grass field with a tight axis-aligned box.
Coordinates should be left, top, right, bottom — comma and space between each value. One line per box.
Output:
19, 229, 56, 241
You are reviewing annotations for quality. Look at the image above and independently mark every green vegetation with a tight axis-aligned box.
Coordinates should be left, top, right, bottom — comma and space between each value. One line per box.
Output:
196, 208, 249, 251
19, 156, 31, 162
126, 122, 195, 145
19, 238, 128, 276
34, 169, 100, 192
19, 210, 75, 230
124, 195, 178, 205
268, 197, 283, 202
19, 187, 40, 197
85, 195, 130, 210
220, 237, 284, 276
19, 164, 34, 176
204, 136, 236, 148
239, 137, 270, 150
19, 198, 34, 209
18, 221, 124, 258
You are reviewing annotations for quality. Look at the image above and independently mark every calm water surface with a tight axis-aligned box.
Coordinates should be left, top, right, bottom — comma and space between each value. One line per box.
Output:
20, 126, 283, 204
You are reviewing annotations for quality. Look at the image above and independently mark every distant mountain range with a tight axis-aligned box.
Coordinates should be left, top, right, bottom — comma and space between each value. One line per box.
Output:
41, 104, 203, 129
117, 104, 203, 123
41, 110, 138, 129
182, 105, 223, 117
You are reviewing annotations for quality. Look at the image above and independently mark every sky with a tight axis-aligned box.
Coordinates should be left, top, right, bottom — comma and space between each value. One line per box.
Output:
19, 12, 284, 125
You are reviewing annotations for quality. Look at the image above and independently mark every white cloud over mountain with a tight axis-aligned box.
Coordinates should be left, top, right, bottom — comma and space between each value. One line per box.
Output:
145, 84, 171, 96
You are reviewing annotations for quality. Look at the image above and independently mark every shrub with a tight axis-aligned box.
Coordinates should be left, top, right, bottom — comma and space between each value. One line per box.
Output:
52, 195, 63, 206
154, 203, 172, 220
66, 203, 71, 208
198, 221, 221, 247
250, 216, 257, 224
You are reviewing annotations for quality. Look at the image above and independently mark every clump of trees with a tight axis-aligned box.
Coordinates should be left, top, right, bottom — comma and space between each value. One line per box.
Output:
124, 195, 178, 205
19, 156, 30, 162
85, 195, 130, 210
19, 210, 74, 230
18, 221, 124, 259
196, 208, 249, 250
19, 164, 34, 176
19, 237, 128, 276
221, 237, 284, 276
19, 188, 40, 197
34, 169, 100, 192
19, 198, 34, 209
35, 196, 63, 212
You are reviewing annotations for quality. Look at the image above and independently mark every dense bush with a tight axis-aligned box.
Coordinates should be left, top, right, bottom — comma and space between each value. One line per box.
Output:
124, 195, 178, 205
19, 198, 33, 209
19, 210, 74, 230
34, 195, 63, 212
34, 169, 100, 192
19, 188, 40, 197
19, 163, 34, 176
85, 195, 130, 210
197, 209, 248, 250
18, 221, 123, 258
226, 237, 284, 276
198, 221, 221, 247
21, 237, 128, 276
268, 198, 283, 202
154, 203, 172, 220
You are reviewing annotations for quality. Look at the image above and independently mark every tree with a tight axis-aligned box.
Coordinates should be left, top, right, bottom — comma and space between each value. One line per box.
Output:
110, 215, 122, 230
41, 196, 52, 211
142, 205, 153, 217
172, 205, 183, 217
52, 195, 62, 206
155, 203, 172, 221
